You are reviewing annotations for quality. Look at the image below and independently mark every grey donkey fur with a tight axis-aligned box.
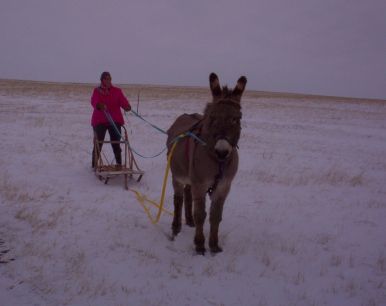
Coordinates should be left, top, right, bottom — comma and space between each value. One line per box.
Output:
166, 73, 247, 254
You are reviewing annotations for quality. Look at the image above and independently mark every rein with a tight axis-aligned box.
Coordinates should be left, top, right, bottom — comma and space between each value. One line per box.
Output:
105, 109, 235, 196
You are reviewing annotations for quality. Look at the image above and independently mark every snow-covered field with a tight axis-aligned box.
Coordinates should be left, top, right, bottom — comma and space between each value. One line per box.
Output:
1, 80, 386, 306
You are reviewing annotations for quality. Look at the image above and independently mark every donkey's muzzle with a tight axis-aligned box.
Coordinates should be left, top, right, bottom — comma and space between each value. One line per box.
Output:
214, 139, 232, 160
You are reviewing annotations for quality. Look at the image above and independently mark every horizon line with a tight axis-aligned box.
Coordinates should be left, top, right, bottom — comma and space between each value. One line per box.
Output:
0, 78, 384, 102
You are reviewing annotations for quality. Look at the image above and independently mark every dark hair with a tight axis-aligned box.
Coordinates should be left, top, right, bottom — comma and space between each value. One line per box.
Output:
100, 71, 111, 81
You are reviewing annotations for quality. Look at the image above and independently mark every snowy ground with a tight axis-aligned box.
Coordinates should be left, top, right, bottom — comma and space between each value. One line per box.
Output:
1, 80, 386, 306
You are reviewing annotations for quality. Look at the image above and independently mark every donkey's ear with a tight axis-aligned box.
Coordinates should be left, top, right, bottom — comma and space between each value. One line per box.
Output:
232, 76, 247, 100
209, 73, 222, 98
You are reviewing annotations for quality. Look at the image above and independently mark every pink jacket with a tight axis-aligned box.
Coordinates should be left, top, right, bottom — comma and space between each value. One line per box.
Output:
91, 85, 131, 127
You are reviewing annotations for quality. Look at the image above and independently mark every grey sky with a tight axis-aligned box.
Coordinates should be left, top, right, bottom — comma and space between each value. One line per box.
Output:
1, 0, 385, 99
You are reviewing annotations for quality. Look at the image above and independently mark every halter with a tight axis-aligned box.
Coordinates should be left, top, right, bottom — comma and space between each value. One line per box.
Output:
184, 100, 241, 195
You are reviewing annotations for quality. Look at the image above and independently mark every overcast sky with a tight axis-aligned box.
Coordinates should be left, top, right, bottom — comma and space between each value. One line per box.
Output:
1, 0, 385, 99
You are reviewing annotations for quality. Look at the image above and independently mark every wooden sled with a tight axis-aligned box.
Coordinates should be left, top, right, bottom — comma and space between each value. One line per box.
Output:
93, 126, 144, 190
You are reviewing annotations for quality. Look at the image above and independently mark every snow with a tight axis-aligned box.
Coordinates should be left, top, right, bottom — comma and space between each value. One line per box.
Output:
1, 80, 386, 306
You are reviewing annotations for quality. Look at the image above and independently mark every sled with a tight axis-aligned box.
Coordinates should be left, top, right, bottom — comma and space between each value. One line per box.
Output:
93, 125, 144, 190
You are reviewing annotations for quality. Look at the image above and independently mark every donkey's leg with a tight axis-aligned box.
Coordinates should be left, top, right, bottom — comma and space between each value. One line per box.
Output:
191, 186, 207, 254
171, 179, 184, 237
209, 186, 230, 253
184, 185, 194, 227
193, 197, 207, 254
209, 198, 225, 253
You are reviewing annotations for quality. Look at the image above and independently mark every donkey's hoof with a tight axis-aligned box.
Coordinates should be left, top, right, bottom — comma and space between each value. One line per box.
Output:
172, 223, 181, 236
186, 219, 195, 227
172, 229, 180, 237
195, 246, 206, 255
210, 245, 223, 254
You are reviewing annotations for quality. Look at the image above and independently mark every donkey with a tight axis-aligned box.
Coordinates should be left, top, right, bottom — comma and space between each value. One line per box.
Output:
166, 73, 247, 254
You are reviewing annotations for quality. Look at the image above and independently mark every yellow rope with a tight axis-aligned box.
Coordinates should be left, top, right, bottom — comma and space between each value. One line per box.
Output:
128, 139, 179, 224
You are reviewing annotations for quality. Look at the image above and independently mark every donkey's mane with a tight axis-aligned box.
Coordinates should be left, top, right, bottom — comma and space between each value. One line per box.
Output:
221, 86, 241, 107
204, 100, 241, 117
222, 86, 232, 97
204, 86, 241, 114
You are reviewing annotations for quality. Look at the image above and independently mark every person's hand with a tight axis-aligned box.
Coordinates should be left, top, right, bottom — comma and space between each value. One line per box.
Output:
96, 103, 106, 110
124, 105, 131, 112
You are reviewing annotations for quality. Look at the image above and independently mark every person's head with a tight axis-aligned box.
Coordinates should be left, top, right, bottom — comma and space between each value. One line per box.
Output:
100, 71, 112, 88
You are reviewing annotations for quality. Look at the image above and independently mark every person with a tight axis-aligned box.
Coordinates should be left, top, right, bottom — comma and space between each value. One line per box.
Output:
91, 71, 131, 168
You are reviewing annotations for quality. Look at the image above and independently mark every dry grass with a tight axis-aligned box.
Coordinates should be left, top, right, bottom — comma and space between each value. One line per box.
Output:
0, 174, 53, 204
2, 79, 384, 102
250, 168, 365, 187
15, 205, 65, 233
376, 253, 386, 273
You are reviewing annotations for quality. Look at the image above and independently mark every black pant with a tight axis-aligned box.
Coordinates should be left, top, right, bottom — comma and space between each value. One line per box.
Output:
92, 123, 122, 167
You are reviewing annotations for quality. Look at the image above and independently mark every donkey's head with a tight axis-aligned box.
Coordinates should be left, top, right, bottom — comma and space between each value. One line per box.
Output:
202, 73, 247, 161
